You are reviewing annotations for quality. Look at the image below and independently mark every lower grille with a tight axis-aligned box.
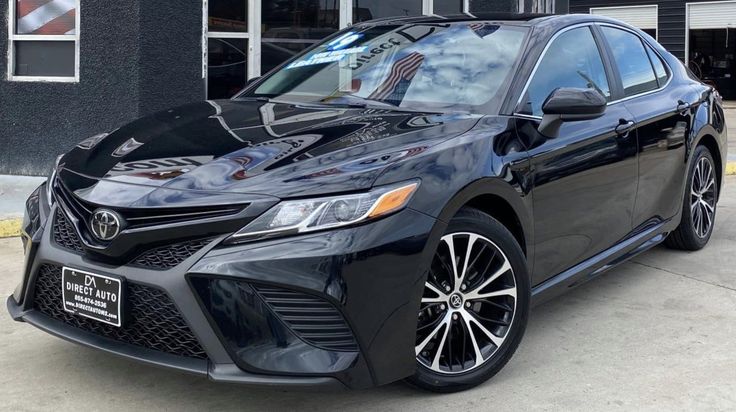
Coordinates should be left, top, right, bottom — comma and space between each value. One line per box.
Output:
33, 264, 207, 359
253, 285, 359, 352
53, 209, 84, 253
131, 238, 213, 270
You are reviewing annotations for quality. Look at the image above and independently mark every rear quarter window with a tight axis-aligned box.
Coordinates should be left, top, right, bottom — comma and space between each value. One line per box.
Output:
601, 26, 659, 97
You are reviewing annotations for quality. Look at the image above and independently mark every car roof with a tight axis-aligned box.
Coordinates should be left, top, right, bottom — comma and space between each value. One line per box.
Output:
356, 13, 630, 30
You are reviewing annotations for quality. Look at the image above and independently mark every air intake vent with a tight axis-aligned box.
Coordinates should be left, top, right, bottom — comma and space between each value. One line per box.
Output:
252, 285, 359, 352
33, 264, 207, 359
53, 209, 84, 253
130, 238, 214, 270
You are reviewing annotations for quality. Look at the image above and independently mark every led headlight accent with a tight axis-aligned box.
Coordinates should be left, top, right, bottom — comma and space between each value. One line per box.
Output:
231, 181, 419, 241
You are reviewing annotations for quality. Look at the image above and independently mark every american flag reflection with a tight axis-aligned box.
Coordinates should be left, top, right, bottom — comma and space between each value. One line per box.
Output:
368, 52, 425, 105
16, 0, 76, 35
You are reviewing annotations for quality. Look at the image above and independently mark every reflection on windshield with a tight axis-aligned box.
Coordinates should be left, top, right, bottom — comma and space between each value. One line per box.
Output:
244, 22, 528, 113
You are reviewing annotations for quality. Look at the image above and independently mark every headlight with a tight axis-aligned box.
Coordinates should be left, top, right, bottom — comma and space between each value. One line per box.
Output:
229, 181, 419, 242
46, 154, 64, 206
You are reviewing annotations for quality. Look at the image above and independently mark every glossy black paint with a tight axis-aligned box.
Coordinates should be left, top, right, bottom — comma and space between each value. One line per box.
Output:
8, 13, 728, 389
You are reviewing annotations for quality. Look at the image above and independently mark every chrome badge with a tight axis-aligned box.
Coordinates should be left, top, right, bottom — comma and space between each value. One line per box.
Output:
90, 209, 123, 241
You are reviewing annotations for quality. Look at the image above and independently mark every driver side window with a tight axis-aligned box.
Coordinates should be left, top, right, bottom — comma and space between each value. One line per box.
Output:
520, 27, 611, 117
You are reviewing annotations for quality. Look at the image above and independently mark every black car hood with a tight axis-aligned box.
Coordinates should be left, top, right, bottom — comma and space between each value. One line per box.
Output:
57, 100, 481, 207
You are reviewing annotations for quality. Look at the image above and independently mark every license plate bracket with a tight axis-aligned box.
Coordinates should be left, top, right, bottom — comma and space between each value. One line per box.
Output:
61, 267, 123, 327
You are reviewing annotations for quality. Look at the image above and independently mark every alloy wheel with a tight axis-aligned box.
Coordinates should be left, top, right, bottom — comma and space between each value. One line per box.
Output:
691, 156, 717, 238
416, 232, 517, 375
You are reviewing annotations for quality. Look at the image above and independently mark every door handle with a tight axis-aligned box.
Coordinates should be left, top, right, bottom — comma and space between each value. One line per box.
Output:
677, 100, 691, 113
615, 119, 635, 137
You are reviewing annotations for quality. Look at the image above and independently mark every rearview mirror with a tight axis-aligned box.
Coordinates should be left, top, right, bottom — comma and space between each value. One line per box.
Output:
538, 88, 607, 138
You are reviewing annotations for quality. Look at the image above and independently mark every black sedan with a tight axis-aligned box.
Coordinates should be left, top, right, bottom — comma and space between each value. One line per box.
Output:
8, 13, 727, 392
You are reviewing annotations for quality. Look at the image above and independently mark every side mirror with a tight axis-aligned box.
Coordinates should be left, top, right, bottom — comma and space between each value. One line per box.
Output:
538, 88, 607, 138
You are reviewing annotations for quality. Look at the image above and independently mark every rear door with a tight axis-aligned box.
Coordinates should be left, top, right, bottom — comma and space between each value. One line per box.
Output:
598, 25, 697, 228
514, 25, 639, 285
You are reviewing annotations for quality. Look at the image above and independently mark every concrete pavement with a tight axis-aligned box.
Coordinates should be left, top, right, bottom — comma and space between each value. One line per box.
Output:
1, 177, 735, 411
0, 175, 45, 237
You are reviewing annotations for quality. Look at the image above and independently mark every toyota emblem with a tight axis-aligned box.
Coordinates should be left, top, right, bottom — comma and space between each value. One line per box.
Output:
90, 209, 123, 241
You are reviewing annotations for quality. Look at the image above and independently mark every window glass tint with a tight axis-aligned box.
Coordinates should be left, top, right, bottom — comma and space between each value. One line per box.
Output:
208, 0, 246, 32
16, 0, 76, 34
470, 0, 519, 12
261, 1, 340, 74
263, 1, 339, 40
601, 27, 658, 97
14, 40, 75, 76
208, 38, 247, 99
250, 24, 528, 112
645, 45, 669, 86
354, 0, 422, 23
434, 0, 464, 14
522, 27, 610, 117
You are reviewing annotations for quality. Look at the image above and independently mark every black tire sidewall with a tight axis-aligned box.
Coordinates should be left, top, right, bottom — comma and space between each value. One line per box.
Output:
680, 146, 718, 248
407, 207, 531, 393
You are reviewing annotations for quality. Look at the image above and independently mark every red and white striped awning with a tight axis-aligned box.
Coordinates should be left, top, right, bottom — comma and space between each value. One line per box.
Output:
16, 0, 76, 35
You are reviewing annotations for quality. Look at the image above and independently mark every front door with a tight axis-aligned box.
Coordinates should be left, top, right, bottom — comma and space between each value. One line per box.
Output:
514, 25, 639, 285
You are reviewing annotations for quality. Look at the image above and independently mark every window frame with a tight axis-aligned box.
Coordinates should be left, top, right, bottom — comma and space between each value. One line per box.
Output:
513, 23, 618, 119
595, 22, 672, 103
7, 0, 81, 82
513, 22, 674, 119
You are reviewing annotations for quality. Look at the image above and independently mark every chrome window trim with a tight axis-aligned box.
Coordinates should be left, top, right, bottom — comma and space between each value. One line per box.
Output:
512, 21, 674, 120
595, 22, 673, 104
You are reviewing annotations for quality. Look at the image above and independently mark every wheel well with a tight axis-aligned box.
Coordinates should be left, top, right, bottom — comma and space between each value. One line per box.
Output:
465, 195, 526, 255
698, 135, 723, 196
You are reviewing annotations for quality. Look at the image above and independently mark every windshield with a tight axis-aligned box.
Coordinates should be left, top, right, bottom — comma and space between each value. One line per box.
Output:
242, 22, 529, 113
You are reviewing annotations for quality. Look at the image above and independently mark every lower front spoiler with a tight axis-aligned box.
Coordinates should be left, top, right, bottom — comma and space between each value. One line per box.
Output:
6, 296, 344, 388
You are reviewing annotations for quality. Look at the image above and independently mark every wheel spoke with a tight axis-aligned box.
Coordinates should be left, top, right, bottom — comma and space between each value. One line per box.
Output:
442, 235, 459, 283
702, 179, 714, 194
458, 234, 478, 287
704, 163, 713, 190
463, 310, 504, 347
422, 282, 448, 304
416, 312, 450, 356
464, 260, 511, 300
459, 310, 484, 367
467, 287, 517, 301
431, 318, 451, 370
702, 203, 712, 233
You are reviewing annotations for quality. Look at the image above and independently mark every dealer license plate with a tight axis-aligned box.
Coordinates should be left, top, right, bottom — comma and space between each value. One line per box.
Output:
61, 267, 123, 327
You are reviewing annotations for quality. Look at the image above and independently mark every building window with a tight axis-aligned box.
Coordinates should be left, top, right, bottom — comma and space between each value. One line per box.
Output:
433, 0, 465, 15
261, 0, 341, 74
7, 0, 80, 81
206, 0, 250, 99
353, 0, 423, 23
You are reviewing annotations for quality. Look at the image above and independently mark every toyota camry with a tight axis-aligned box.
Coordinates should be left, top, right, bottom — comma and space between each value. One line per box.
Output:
7, 13, 727, 392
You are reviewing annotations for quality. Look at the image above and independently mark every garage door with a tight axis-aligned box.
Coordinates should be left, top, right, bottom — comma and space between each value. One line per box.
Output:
688, 1, 736, 29
590, 5, 658, 30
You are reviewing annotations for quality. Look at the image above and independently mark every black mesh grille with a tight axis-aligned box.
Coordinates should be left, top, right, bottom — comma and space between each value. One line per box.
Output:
253, 285, 358, 352
33, 265, 207, 359
53, 209, 84, 253
131, 238, 213, 270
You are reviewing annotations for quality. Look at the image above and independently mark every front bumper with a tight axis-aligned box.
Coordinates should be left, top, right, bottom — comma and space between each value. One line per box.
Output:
9, 196, 440, 389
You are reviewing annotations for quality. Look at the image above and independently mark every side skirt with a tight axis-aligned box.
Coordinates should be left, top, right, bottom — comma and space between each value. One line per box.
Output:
530, 220, 671, 307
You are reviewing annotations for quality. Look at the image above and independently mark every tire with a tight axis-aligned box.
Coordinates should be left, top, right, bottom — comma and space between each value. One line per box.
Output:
665, 145, 719, 251
405, 207, 530, 393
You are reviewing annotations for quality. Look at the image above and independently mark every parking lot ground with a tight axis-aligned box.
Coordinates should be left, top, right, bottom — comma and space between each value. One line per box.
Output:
1, 177, 735, 412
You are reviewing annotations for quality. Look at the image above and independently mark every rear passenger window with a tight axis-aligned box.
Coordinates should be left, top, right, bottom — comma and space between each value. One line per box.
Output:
601, 27, 658, 96
645, 45, 670, 87
521, 27, 611, 117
